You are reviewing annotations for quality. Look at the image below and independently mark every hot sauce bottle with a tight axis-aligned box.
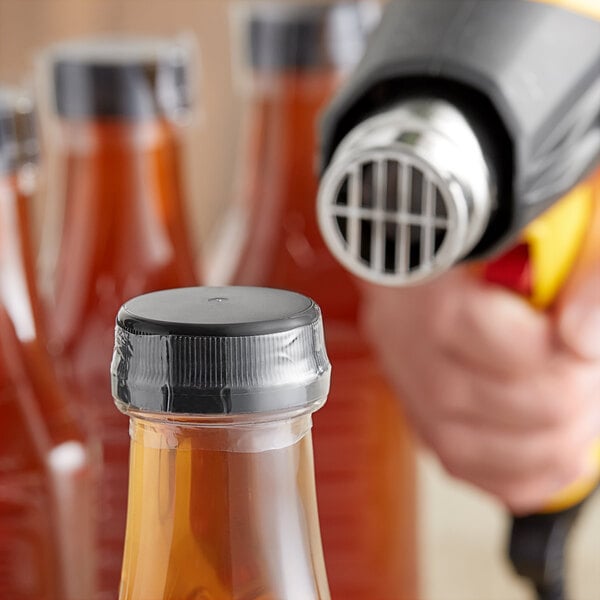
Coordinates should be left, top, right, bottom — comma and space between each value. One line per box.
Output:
112, 286, 332, 600
39, 38, 199, 599
220, 4, 418, 597
0, 88, 95, 600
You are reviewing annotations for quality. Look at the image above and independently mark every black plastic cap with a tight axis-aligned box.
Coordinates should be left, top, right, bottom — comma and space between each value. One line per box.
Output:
49, 37, 192, 120
0, 88, 37, 176
245, 1, 381, 72
111, 287, 331, 415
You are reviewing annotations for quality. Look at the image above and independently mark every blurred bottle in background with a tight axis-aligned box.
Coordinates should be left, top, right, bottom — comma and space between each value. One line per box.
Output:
215, 3, 418, 598
0, 87, 95, 600
37, 38, 200, 599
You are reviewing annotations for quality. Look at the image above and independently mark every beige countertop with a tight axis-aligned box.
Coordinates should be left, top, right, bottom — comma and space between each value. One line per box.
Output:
419, 451, 600, 600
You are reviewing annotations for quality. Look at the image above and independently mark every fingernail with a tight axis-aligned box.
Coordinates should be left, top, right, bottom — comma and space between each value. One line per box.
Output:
560, 279, 600, 359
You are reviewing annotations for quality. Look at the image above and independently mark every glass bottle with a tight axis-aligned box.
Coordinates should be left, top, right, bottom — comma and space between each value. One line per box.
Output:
38, 38, 199, 599
111, 286, 332, 600
221, 3, 418, 597
0, 88, 95, 599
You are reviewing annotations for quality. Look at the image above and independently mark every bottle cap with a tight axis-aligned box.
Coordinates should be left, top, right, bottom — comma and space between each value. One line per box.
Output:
48, 36, 192, 120
0, 87, 38, 175
244, 1, 381, 71
111, 286, 331, 415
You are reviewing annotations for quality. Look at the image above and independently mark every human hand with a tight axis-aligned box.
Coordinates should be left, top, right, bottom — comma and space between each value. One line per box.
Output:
360, 229, 600, 514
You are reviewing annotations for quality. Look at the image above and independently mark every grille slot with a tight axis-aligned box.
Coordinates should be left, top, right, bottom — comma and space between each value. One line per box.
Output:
322, 153, 453, 282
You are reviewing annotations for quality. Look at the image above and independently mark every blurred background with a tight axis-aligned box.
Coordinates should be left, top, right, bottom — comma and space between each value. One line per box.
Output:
0, 1, 598, 599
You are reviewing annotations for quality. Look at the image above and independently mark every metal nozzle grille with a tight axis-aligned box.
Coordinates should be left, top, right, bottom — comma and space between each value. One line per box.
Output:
319, 150, 461, 285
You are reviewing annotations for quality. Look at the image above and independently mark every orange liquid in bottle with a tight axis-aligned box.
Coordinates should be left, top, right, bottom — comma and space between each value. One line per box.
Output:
41, 41, 198, 598
228, 10, 418, 595
120, 416, 329, 600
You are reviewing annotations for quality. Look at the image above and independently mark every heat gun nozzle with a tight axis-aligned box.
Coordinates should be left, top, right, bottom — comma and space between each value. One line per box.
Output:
317, 98, 496, 286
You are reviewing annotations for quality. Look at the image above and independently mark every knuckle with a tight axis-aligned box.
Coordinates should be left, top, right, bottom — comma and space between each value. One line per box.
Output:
538, 366, 592, 426
535, 378, 574, 425
433, 427, 475, 479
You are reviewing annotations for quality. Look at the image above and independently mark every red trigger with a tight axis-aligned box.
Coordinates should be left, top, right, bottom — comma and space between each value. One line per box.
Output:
483, 243, 533, 298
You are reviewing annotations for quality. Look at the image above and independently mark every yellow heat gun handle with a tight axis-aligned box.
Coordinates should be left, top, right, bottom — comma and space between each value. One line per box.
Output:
531, 0, 600, 20
521, 171, 600, 512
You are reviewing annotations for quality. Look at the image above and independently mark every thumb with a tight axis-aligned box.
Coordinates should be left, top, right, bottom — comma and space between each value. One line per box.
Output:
557, 176, 600, 360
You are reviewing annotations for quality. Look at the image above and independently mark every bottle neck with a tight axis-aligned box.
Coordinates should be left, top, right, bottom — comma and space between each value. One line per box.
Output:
120, 412, 330, 600
55, 116, 179, 150
242, 70, 340, 221
230, 69, 361, 320
45, 116, 197, 345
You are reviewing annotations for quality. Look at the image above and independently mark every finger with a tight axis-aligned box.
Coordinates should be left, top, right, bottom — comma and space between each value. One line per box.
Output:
438, 276, 553, 377
432, 410, 597, 479
360, 267, 468, 339
438, 352, 600, 431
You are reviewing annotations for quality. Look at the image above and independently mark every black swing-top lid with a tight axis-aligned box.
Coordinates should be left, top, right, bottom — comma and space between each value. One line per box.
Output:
244, 0, 381, 72
111, 287, 331, 415
49, 36, 192, 120
0, 87, 37, 176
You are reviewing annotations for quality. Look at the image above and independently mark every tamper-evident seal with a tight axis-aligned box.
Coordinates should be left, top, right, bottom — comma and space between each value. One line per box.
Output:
111, 286, 331, 415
